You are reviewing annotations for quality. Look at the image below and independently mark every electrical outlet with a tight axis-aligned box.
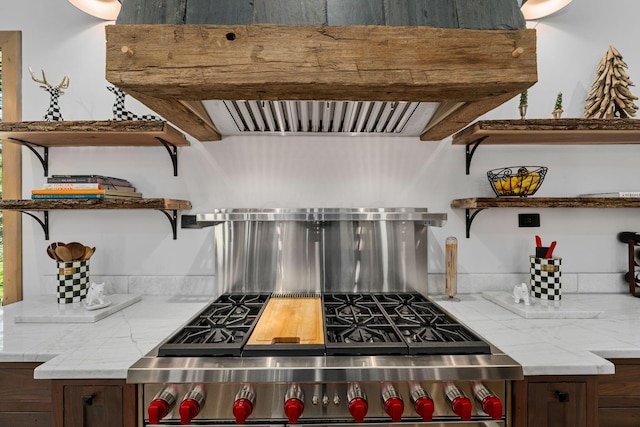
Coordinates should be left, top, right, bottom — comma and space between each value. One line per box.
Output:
518, 213, 540, 227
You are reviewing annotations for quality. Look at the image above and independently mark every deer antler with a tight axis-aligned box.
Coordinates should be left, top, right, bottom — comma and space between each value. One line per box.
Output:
29, 66, 69, 89
29, 66, 50, 86
58, 75, 70, 89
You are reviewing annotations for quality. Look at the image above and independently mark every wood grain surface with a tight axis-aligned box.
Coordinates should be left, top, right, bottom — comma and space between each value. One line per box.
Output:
451, 119, 640, 145
0, 120, 190, 147
247, 297, 324, 345
106, 24, 536, 141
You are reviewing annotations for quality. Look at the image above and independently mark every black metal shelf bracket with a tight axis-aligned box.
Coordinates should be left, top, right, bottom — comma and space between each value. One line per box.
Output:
465, 136, 488, 175
156, 137, 179, 176
20, 210, 49, 240
157, 209, 179, 239
10, 137, 49, 176
465, 208, 486, 238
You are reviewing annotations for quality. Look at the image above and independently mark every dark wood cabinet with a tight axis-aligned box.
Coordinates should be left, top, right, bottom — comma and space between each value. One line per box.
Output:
513, 375, 598, 427
52, 379, 137, 427
599, 359, 640, 426
0, 362, 52, 427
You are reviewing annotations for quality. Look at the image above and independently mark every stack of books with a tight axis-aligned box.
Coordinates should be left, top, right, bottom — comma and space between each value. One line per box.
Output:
31, 175, 143, 199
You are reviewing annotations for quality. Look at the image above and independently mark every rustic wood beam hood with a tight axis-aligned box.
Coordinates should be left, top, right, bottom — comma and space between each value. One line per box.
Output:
105, 2, 537, 142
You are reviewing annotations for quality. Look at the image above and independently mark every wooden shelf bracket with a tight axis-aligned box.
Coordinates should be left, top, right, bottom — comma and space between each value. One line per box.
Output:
20, 210, 49, 240
157, 208, 179, 240
10, 137, 49, 176
156, 137, 179, 176
464, 208, 486, 238
465, 136, 488, 175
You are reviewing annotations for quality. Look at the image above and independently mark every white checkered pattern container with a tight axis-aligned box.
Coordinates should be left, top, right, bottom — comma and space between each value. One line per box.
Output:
529, 256, 562, 300
57, 260, 89, 304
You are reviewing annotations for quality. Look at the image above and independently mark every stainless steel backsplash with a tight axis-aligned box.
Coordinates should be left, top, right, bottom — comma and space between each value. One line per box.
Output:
205, 209, 444, 295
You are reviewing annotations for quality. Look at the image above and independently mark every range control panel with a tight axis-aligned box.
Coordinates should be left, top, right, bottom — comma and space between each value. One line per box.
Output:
142, 380, 507, 425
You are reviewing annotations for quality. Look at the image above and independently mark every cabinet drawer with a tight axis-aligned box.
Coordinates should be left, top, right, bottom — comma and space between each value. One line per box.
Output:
53, 379, 137, 427
528, 381, 587, 427
0, 412, 52, 427
0, 363, 52, 412
64, 385, 124, 426
599, 407, 640, 427
599, 365, 640, 396
600, 395, 640, 408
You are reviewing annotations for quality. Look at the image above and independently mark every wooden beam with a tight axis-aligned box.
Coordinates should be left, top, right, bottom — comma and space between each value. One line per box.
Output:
106, 24, 536, 101
420, 91, 524, 141
124, 89, 221, 141
0, 31, 22, 305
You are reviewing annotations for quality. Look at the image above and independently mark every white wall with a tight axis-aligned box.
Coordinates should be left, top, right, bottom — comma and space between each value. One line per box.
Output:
1, 0, 638, 297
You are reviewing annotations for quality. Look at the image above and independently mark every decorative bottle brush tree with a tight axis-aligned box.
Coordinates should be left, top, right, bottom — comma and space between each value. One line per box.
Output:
585, 45, 639, 118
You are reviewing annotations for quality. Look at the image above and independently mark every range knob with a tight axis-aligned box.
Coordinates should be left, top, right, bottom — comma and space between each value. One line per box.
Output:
409, 382, 434, 422
347, 382, 368, 422
381, 382, 404, 422
233, 384, 256, 424
284, 383, 305, 424
148, 384, 178, 424
179, 384, 207, 425
443, 381, 471, 421
471, 381, 503, 420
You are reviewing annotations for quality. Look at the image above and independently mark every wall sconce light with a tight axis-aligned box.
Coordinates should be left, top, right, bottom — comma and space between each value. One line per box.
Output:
521, 0, 574, 20
68, 0, 121, 21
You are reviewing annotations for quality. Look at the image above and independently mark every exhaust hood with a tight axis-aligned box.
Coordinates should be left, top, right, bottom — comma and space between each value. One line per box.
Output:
105, 22, 536, 142
204, 100, 445, 136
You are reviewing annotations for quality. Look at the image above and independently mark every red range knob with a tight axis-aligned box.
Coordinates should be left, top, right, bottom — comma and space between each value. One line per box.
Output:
233, 384, 256, 424
451, 396, 472, 421
384, 397, 404, 422
481, 395, 503, 420
414, 396, 434, 422
179, 384, 206, 425
148, 399, 171, 424
233, 398, 254, 424
179, 399, 201, 425
348, 398, 368, 423
148, 384, 178, 424
284, 399, 304, 424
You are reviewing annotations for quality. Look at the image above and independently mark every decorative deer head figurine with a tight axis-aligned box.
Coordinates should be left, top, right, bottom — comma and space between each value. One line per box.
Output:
29, 67, 70, 121
107, 86, 161, 121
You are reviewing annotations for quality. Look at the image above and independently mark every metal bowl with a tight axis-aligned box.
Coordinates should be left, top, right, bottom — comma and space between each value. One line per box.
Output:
487, 166, 548, 197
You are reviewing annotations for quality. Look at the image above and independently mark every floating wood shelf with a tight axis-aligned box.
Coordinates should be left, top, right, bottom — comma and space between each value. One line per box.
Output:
0, 120, 190, 176
451, 197, 640, 238
0, 198, 192, 240
451, 119, 640, 174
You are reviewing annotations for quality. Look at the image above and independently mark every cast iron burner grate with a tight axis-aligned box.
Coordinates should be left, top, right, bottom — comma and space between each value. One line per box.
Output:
323, 293, 407, 355
157, 294, 270, 357
375, 293, 491, 355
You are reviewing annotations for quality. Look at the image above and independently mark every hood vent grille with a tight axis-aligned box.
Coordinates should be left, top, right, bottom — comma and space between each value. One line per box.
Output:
203, 100, 441, 136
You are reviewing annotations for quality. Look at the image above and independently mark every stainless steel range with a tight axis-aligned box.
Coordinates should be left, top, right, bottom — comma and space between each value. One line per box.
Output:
128, 209, 522, 427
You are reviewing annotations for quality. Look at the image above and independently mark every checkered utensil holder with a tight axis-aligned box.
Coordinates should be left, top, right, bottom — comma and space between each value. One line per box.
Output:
530, 256, 562, 300
57, 261, 89, 303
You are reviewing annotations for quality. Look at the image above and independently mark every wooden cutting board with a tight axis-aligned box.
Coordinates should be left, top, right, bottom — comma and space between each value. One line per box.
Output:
246, 296, 324, 346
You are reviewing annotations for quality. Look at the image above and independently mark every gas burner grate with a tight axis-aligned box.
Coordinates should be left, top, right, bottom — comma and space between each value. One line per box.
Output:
157, 293, 270, 357
375, 293, 491, 355
323, 293, 407, 355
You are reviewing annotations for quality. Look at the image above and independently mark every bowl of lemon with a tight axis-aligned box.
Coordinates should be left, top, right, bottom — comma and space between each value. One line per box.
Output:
487, 166, 547, 197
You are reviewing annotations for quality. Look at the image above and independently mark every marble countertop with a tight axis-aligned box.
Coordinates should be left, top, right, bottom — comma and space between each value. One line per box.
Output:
0, 295, 213, 379
433, 293, 640, 376
1, 292, 640, 379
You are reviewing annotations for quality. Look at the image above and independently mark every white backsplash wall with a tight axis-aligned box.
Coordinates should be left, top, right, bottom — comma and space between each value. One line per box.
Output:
1, 0, 638, 298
